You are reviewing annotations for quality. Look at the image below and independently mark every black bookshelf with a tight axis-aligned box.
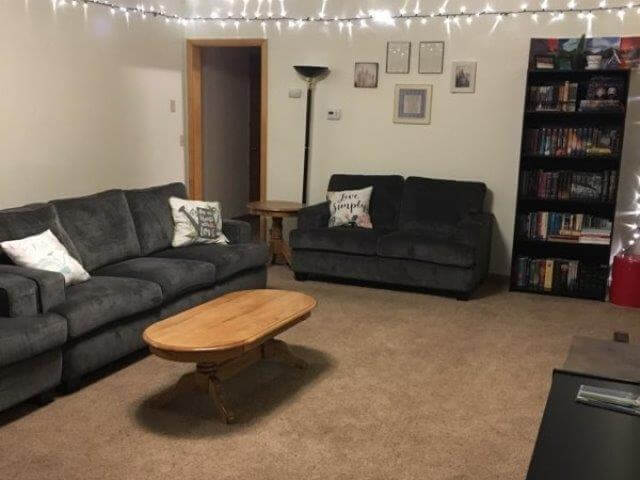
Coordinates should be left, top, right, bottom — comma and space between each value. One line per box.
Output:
510, 68, 630, 301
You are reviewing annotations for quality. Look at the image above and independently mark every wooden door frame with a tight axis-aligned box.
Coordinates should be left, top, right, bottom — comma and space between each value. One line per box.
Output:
186, 39, 268, 203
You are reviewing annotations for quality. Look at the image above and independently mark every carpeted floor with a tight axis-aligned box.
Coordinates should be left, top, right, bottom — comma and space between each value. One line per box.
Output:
1, 266, 639, 480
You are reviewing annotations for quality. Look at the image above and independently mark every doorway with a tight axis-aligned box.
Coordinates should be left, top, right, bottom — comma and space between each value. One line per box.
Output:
186, 39, 267, 238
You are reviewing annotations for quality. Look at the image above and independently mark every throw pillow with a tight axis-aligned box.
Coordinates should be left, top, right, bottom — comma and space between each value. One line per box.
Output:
0, 229, 90, 285
169, 197, 229, 247
327, 186, 373, 228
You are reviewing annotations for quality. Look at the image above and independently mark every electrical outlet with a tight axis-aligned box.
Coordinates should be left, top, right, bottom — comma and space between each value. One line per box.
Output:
327, 109, 341, 120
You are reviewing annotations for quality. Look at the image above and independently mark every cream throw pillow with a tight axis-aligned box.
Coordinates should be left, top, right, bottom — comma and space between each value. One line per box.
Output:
327, 186, 373, 228
169, 197, 229, 248
0, 229, 90, 285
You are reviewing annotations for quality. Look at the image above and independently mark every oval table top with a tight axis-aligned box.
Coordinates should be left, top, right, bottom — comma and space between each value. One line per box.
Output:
143, 290, 316, 360
247, 200, 305, 215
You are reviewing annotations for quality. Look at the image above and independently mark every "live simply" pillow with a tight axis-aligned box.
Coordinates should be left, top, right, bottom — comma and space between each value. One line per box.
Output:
169, 197, 229, 248
0, 229, 90, 285
327, 186, 373, 229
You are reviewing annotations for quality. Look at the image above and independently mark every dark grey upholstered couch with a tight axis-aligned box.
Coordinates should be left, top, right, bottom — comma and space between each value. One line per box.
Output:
290, 174, 494, 299
0, 183, 268, 412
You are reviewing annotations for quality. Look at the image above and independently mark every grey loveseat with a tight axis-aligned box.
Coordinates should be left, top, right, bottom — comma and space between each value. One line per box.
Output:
0, 183, 268, 412
290, 174, 494, 299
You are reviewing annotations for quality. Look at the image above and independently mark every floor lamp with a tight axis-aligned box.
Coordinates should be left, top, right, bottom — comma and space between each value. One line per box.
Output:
294, 65, 330, 204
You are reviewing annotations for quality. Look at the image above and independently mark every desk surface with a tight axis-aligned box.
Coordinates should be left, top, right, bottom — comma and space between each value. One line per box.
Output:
526, 370, 640, 480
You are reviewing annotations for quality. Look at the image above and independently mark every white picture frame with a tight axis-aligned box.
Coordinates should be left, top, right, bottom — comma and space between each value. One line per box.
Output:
393, 84, 432, 125
451, 61, 477, 93
386, 41, 411, 74
418, 41, 445, 74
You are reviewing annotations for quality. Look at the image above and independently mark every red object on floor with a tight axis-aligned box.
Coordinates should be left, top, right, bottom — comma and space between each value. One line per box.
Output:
610, 253, 640, 308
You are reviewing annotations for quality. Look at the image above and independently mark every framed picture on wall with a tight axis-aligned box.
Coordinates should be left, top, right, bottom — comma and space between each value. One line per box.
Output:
393, 84, 432, 125
386, 41, 411, 74
418, 41, 445, 74
450, 61, 477, 93
354, 62, 379, 88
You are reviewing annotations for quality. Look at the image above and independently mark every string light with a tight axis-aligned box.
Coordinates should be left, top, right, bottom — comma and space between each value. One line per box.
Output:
43, 0, 640, 28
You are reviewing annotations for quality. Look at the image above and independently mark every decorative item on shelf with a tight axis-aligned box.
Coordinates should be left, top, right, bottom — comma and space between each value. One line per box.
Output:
586, 54, 603, 70
354, 62, 379, 88
293, 65, 330, 204
535, 55, 556, 70
386, 41, 411, 74
579, 75, 626, 112
393, 84, 432, 125
418, 41, 444, 74
450, 61, 477, 93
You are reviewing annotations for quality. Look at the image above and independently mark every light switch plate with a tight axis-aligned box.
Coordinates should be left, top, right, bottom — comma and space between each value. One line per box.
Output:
170, 99, 176, 113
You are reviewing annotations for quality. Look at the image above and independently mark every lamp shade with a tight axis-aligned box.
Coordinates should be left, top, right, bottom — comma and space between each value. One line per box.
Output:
294, 65, 330, 80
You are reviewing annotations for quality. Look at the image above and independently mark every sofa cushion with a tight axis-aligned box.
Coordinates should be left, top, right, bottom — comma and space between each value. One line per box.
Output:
290, 227, 389, 256
0, 203, 81, 263
151, 242, 268, 282
0, 313, 67, 368
328, 175, 405, 230
378, 231, 476, 268
51, 190, 141, 272
52, 276, 163, 339
93, 257, 216, 302
125, 183, 187, 256
399, 177, 487, 230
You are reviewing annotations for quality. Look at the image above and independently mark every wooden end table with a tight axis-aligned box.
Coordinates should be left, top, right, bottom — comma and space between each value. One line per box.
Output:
247, 200, 304, 267
143, 289, 317, 423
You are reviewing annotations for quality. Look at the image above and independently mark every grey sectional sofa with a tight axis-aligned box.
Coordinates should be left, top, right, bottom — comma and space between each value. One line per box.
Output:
0, 183, 268, 412
290, 174, 494, 299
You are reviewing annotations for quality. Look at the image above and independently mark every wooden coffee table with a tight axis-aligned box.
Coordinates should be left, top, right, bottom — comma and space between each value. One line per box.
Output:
247, 200, 304, 267
143, 289, 316, 423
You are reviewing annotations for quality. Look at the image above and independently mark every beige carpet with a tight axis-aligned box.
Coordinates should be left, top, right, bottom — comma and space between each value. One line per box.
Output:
1, 266, 639, 480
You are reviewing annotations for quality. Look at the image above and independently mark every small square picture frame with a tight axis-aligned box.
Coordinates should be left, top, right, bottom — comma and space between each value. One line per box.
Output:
386, 41, 411, 74
393, 84, 433, 125
354, 62, 379, 88
450, 61, 477, 93
418, 41, 445, 74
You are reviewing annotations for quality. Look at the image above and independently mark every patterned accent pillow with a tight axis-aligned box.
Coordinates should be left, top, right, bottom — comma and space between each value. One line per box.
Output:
169, 197, 229, 248
327, 186, 373, 228
0, 229, 90, 285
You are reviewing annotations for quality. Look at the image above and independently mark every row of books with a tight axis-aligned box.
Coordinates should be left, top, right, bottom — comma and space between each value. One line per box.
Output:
513, 256, 580, 292
519, 169, 618, 202
527, 82, 578, 112
517, 211, 612, 244
523, 127, 620, 157
513, 256, 607, 295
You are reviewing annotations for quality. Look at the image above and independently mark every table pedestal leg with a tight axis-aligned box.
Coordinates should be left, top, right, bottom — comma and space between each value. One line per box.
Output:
157, 339, 307, 423
269, 217, 293, 267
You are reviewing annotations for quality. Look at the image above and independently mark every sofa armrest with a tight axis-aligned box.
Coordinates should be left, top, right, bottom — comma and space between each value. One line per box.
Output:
453, 213, 494, 282
0, 273, 39, 317
222, 219, 252, 244
0, 265, 65, 313
297, 202, 330, 231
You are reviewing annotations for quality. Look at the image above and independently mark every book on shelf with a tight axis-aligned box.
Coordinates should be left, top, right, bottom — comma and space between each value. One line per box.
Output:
517, 211, 612, 244
578, 99, 624, 112
528, 82, 578, 112
523, 127, 620, 157
520, 169, 618, 202
513, 256, 607, 296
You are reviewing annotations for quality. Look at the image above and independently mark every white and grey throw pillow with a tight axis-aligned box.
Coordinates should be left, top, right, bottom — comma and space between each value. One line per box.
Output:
0, 229, 90, 285
327, 186, 373, 228
169, 197, 229, 248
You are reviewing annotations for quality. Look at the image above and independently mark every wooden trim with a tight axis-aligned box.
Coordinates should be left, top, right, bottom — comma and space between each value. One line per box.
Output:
186, 38, 268, 208
187, 41, 203, 199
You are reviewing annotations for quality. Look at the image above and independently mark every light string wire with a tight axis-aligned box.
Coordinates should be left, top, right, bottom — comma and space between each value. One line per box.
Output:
58, 1, 640, 24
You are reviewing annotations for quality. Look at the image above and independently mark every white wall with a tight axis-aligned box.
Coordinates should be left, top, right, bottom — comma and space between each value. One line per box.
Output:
187, 2, 640, 274
0, 1, 185, 209
202, 48, 252, 218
